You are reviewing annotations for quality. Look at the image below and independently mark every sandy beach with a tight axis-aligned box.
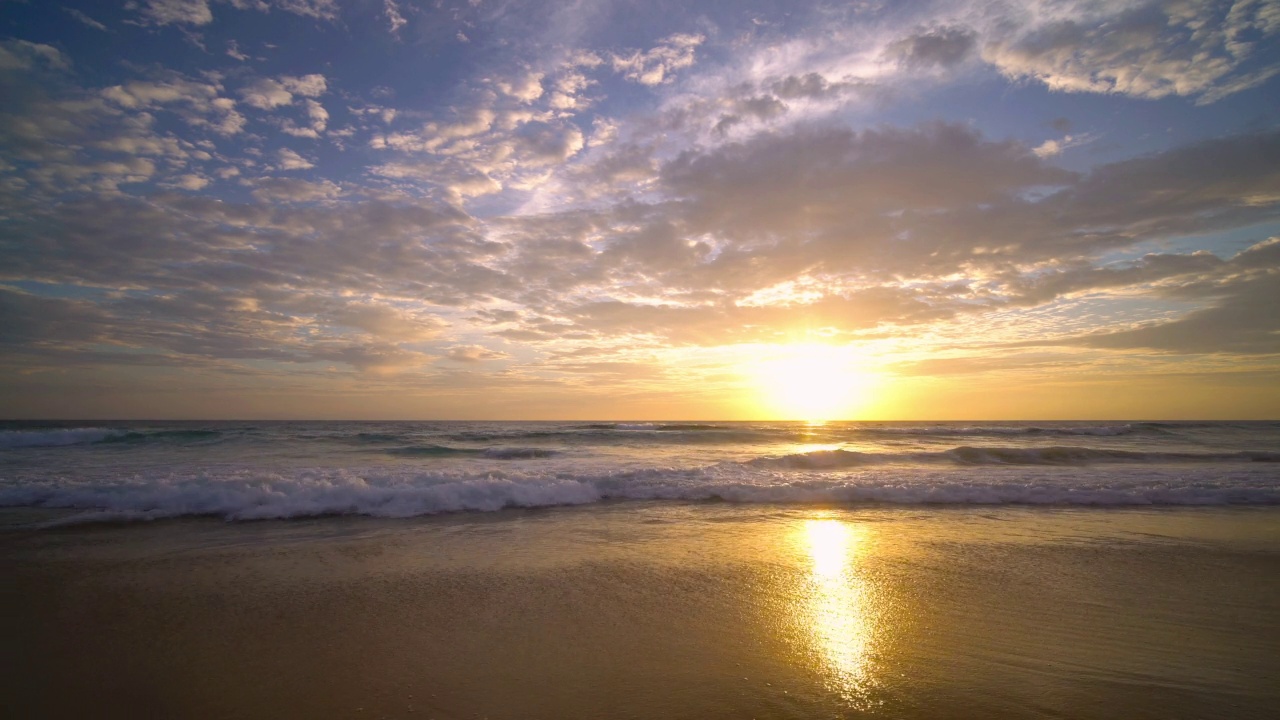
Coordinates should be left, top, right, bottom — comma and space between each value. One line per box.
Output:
5, 503, 1278, 719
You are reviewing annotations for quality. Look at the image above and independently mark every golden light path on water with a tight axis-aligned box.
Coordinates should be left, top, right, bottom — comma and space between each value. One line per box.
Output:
798, 517, 878, 705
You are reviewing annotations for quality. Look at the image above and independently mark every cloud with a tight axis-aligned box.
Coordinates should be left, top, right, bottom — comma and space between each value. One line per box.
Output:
3, 120, 1279, 386
496, 71, 544, 103
513, 122, 585, 166
253, 0, 340, 21
1032, 132, 1096, 158
0, 190, 484, 373
0, 40, 71, 72
103, 78, 219, 109
611, 33, 705, 85
326, 302, 446, 341
170, 173, 210, 190
279, 99, 329, 138
96, 73, 247, 138
276, 148, 314, 170
65, 8, 109, 31
1042, 129, 1280, 235
134, 0, 213, 26
445, 345, 510, 362
136, 0, 341, 25
281, 73, 327, 97
886, 26, 976, 68
0, 287, 112, 346
239, 74, 327, 110
660, 122, 1073, 264
250, 177, 342, 202
239, 78, 293, 109
385, 0, 408, 34
4, 0, 1280, 400
981, 0, 1280, 103
1066, 236, 1280, 350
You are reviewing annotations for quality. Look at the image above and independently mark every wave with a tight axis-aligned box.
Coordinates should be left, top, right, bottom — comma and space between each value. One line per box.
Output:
385, 445, 558, 459
352, 432, 406, 443
752, 445, 1280, 469
447, 427, 771, 444
859, 424, 1139, 437
481, 447, 559, 459
571, 423, 729, 431
99, 429, 224, 444
0, 428, 232, 449
946, 446, 1279, 465
0, 428, 121, 448
4, 464, 1278, 525
385, 444, 480, 457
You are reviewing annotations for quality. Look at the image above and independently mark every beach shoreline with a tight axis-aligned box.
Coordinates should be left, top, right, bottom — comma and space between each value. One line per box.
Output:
6, 503, 1279, 719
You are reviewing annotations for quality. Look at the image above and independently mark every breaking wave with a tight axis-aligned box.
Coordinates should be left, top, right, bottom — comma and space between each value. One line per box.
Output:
3, 462, 1278, 526
100, 429, 225, 444
2, 420, 1275, 526
0, 428, 230, 449
384, 445, 558, 459
859, 424, 1140, 437
0, 428, 122, 448
752, 446, 1280, 469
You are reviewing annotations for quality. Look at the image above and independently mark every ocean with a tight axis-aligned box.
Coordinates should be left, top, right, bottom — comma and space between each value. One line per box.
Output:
1, 419, 1278, 523
5, 420, 1280, 718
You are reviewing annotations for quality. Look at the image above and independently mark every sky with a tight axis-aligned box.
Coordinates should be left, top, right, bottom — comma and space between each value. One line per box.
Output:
1, 0, 1279, 420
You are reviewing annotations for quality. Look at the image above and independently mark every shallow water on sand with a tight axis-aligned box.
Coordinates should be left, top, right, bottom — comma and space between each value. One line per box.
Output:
5, 504, 1278, 719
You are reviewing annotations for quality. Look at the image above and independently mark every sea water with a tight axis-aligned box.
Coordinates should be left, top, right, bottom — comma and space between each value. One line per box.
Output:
2, 420, 1277, 524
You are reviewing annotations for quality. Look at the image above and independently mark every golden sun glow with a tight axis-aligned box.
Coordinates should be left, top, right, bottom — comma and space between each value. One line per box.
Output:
799, 517, 878, 705
749, 344, 875, 421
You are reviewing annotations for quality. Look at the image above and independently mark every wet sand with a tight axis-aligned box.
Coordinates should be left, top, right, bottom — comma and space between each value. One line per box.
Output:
4, 504, 1279, 719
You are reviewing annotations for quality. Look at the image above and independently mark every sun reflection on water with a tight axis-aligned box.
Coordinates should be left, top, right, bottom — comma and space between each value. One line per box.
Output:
800, 518, 877, 705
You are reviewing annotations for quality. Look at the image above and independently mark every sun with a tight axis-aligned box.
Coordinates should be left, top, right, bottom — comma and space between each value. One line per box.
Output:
749, 343, 873, 421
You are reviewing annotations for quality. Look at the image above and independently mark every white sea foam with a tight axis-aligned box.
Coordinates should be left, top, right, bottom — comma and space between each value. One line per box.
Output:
862, 424, 1137, 437
3, 462, 1278, 526
0, 428, 121, 448
2, 421, 1276, 525
753, 446, 1280, 468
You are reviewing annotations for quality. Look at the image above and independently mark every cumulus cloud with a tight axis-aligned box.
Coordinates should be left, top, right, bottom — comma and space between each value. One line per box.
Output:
279, 99, 329, 138
239, 78, 292, 110
611, 33, 705, 85
240, 74, 326, 110
514, 122, 585, 166
103, 77, 218, 109
170, 173, 210, 190
3, 122, 1279, 380
0, 40, 71, 72
497, 71, 544, 103
276, 148, 314, 170
886, 26, 977, 68
384, 0, 408, 34
134, 0, 213, 26
980, 0, 1280, 103
1032, 132, 1096, 158
4, 0, 1280, 398
250, 177, 342, 202
136, 0, 340, 25
1040, 238, 1280, 354
281, 73, 328, 97
445, 345, 510, 362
